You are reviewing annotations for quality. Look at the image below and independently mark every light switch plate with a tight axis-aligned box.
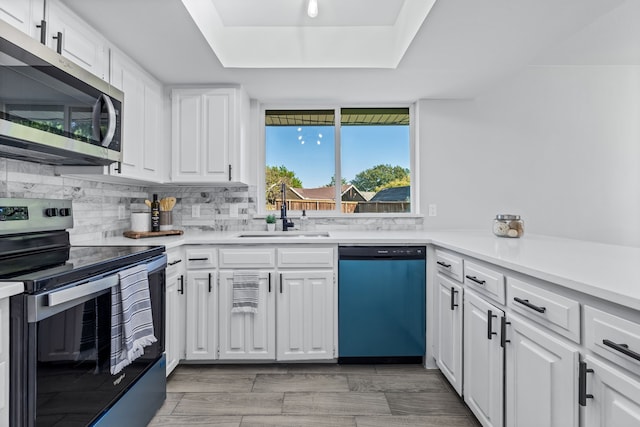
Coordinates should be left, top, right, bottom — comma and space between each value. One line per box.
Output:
192, 204, 200, 218
229, 204, 238, 217
428, 204, 437, 217
118, 204, 126, 220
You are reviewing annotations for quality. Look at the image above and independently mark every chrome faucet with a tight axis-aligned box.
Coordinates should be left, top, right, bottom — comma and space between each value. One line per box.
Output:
280, 182, 294, 231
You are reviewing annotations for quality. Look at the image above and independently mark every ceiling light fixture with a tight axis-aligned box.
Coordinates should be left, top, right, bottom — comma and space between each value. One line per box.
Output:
307, 0, 318, 18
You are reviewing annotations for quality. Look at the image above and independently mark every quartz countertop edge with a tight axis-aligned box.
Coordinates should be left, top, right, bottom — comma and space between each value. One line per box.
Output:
73, 230, 640, 311
0, 282, 25, 300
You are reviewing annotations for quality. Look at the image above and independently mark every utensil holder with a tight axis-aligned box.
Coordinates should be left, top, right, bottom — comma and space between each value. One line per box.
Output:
159, 211, 173, 231
131, 212, 151, 232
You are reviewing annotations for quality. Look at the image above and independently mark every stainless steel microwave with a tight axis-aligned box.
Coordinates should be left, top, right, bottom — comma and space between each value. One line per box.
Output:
0, 20, 123, 166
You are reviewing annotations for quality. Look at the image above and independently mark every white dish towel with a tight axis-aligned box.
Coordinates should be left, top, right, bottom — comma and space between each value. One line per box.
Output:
110, 264, 157, 375
231, 270, 260, 314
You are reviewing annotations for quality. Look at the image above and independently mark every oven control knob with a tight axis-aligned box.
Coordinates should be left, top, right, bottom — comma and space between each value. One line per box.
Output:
59, 208, 71, 217
44, 208, 58, 217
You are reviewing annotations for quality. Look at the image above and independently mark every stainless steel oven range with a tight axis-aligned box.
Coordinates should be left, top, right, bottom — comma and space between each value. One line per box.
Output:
0, 198, 166, 427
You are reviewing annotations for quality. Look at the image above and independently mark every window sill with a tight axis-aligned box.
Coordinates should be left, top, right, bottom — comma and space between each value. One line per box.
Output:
256, 212, 424, 220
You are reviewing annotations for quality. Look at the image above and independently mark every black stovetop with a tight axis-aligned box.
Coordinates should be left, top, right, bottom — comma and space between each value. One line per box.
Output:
0, 244, 165, 294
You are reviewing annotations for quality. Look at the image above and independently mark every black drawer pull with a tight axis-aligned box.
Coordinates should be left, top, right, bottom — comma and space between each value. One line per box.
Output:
268, 272, 271, 293
168, 259, 182, 266
487, 310, 497, 340
178, 275, 184, 295
208, 273, 212, 292
437, 261, 452, 268
579, 361, 594, 406
514, 297, 546, 313
500, 316, 511, 348
450, 287, 458, 311
603, 339, 640, 361
466, 275, 486, 285
188, 257, 209, 261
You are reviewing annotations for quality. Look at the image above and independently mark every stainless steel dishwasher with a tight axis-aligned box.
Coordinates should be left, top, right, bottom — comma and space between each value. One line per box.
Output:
338, 246, 426, 363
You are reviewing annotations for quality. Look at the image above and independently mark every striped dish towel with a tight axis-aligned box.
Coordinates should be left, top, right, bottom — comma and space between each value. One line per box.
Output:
231, 270, 259, 314
110, 264, 157, 375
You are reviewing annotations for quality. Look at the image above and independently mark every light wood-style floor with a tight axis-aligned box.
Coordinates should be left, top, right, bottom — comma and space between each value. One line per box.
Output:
148, 364, 482, 427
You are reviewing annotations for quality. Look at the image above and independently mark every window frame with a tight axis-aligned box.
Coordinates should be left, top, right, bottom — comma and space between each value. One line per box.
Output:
258, 103, 419, 217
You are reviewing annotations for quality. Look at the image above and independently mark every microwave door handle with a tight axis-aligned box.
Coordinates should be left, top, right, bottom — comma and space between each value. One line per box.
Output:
47, 274, 119, 307
92, 94, 117, 147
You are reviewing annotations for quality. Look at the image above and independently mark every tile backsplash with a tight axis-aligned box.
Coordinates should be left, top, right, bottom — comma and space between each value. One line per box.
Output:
1, 158, 422, 241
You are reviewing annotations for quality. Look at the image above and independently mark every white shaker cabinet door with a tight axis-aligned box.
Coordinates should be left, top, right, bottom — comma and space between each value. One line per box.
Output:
505, 314, 579, 427
435, 274, 463, 396
277, 270, 334, 361
463, 290, 504, 427
0, 0, 44, 39
583, 355, 640, 427
165, 267, 185, 375
218, 270, 276, 360
185, 270, 218, 360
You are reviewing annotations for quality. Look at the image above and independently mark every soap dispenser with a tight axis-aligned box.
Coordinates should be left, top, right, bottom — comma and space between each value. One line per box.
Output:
299, 209, 308, 231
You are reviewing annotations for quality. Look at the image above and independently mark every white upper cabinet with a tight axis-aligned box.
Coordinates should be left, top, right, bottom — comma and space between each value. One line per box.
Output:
0, 0, 44, 40
46, 0, 108, 80
171, 87, 250, 183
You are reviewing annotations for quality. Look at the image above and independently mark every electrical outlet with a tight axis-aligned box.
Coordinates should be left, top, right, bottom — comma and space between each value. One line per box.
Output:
192, 204, 200, 218
229, 204, 238, 218
118, 204, 126, 220
428, 204, 437, 217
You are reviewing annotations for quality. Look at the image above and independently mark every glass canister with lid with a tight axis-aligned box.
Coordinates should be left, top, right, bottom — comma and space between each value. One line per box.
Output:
493, 214, 524, 238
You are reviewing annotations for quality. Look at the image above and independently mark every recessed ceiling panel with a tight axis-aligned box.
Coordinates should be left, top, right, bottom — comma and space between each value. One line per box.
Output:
211, 0, 405, 27
182, 0, 436, 68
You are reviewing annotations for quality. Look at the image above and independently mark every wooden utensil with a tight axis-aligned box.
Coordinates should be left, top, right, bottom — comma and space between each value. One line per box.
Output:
144, 199, 152, 208
165, 197, 176, 211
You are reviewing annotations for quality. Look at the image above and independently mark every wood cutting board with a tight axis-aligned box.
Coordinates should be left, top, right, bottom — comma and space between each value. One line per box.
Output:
123, 230, 184, 239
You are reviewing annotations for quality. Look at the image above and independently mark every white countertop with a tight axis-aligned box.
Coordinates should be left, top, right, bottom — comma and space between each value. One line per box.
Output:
76, 229, 640, 311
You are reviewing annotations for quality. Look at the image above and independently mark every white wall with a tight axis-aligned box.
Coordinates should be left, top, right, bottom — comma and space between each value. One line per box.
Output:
419, 65, 640, 247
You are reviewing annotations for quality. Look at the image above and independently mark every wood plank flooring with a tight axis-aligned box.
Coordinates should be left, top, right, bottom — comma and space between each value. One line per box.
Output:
148, 364, 482, 427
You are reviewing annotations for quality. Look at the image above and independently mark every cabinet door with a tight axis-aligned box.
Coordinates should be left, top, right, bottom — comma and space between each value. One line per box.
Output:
218, 270, 275, 360
505, 314, 579, 427
436, 274, 463, 396
277, 270, 334, 361
185, 270, 218, 360
171, 89, 234, 182
47, 0, 108, 79
0, 298, 9, 426
584, 355, 640, 427
464, 290, 504, 427
165, 269, 185, 375
0, 0, 44, 39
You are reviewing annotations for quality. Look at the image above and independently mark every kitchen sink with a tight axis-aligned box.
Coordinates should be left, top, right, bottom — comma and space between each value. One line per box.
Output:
236, 231, 330, 238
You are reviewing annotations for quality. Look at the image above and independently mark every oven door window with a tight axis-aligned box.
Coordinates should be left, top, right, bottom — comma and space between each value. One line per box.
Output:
35, 290, 160, 426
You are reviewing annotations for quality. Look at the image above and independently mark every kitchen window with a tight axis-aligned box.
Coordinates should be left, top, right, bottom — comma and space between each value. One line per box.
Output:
264, 107, 413, 215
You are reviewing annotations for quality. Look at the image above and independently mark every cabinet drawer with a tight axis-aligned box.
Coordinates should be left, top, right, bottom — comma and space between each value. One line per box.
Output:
185, 248, 217, 269
464, 261, 505, 305
219, 248, 275, 268
585, 305, 640, 372
277, 247, 334, 268
435, 249, 464, 282
507, 277, 580, 343
166, 248, 184, 273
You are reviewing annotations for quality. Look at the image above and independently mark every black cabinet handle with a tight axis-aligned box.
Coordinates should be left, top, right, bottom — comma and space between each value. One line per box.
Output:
279, 273, 283, 293
437, 261, 452, 268
168, 259, 182, 266
603, 339, 640, 361
450, 287, 458, 311
53, 31, 63, 54
268, 272, 271, 293
500, 316, 511, 348
36, 20, 47, 44
466, 275, 486, 285
208, 273, 212, 292
188, 257, 209, 261
228, 165, 232, 181
579, 361, 594, 406
114, 161, 122, 174
487, 310, 497, 340
514, 297, 546, 313
178, 275, 184, 295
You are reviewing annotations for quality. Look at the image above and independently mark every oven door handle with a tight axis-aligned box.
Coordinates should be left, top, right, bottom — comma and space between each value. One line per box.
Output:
47, 255, 166, 307
47, 274, 119, 307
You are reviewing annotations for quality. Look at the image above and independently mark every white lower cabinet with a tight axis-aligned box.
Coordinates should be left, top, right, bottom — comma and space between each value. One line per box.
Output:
583, 355, 640, 427
435, 273, 463, 395
0, 298, 9, 427
165, 249, 185, 375
505, 313, 579, 427
464, 289, 504, 427
218, 270, 275, 360
277, 270, 334, 361
185, 270, 218, 360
